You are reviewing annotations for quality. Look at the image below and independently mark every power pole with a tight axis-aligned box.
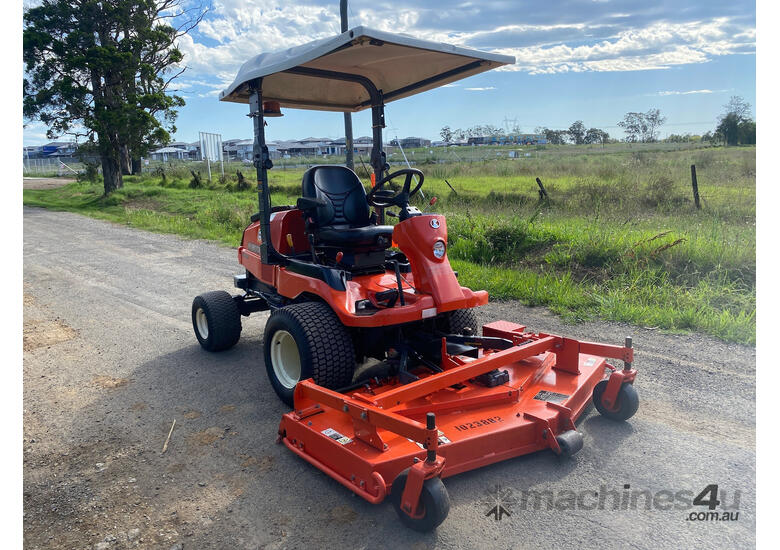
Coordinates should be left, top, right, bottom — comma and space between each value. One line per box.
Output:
340, 0, 354, 170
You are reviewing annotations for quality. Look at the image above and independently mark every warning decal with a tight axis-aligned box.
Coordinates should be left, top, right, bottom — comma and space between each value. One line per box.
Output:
533, 390, 570, 403
321, 427, 352, 445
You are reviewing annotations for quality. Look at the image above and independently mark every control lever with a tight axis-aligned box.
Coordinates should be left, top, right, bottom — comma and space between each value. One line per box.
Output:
388, 260, 406, 306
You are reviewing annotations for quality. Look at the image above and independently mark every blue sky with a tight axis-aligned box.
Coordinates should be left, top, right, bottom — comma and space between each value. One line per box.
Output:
22, 0, 757, 145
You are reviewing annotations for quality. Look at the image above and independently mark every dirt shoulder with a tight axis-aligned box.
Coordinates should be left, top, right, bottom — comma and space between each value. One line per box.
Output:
23, 177, 76, 190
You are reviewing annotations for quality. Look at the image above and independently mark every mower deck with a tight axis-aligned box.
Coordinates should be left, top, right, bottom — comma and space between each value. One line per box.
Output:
278, 321, 636, 512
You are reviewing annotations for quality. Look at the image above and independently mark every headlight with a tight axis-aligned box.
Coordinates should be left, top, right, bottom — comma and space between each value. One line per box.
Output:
433, 240, 446, 259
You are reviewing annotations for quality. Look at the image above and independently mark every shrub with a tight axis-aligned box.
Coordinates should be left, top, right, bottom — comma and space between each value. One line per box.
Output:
154, 166, 167, 186
236, 170, 250, 191
78, 162, 100, 183
189, 170, 203, 189
641, 175, 687, 208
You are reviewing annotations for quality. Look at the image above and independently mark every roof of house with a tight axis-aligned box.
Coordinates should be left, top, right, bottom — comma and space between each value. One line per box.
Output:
152, 146, 188, 154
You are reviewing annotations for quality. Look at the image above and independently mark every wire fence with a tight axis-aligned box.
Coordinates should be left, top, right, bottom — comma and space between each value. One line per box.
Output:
23, 157, 84, 177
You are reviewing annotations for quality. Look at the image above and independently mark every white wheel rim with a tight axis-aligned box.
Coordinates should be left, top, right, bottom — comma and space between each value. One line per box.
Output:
195, 307, 209, 339
270, 330, 302, 389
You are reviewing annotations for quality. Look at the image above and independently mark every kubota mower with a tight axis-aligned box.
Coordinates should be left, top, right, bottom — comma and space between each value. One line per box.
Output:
192, 27, 639, 531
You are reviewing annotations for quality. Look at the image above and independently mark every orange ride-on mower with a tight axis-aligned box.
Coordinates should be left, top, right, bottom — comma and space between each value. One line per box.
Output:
192, 27, 639, 531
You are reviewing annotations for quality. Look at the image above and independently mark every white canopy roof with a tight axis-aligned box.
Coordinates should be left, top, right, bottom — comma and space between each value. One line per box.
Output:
220, 26, 514, 112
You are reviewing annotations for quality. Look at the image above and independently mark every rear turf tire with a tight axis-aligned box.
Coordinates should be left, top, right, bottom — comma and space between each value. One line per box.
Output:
192, 291, 242, 352
391, 469, 450, 532
438, 308, 479, 335
263, 302, 355, 407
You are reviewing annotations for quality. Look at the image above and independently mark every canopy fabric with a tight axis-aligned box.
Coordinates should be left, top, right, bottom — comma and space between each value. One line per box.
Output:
220, 26, 515, 111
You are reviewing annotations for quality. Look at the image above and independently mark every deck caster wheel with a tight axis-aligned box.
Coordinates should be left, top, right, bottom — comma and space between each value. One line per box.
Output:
593, 379, 639, 421
192, 291, 242, 352
391, 469, 450, 532
555, 430, 584, 457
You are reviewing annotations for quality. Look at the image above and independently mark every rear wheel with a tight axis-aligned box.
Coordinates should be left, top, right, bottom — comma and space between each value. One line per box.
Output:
437, 308, 479, 335
192, 291, 242, 351
391, 469, 450, 532
263, 302, 355, 407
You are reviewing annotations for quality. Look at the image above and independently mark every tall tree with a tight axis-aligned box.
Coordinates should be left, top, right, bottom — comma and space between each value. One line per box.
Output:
439, 125, 453, 144
23, 0, 204, 194
618, 109, 666, 143
567, 120, 586, 145
537, 127, 567, 145
584, 128, 609, 145
617, 112, 644, 143
643, 109, 666, 142
716, 96, 755, 146
716, 113, 741, 146
723, 96, 752, 122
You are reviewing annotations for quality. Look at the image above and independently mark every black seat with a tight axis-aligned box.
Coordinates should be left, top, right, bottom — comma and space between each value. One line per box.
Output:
301, 165, 393, 249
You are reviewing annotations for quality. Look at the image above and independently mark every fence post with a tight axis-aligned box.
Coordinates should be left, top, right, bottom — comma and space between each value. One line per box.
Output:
535, 177, 549, 201
690, 164, 701, 209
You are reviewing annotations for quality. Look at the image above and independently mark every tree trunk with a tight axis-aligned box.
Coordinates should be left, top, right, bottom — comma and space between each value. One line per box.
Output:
101, 153, 122, 195
120, 144, 132, 175
99, 132, 123, 195
131, 157, 142, 174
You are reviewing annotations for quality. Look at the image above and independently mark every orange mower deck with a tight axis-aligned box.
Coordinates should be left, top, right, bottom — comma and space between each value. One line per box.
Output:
278, 321, 637, 526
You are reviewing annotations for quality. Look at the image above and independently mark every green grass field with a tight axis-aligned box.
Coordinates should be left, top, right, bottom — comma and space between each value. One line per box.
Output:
24, 144, 756, 344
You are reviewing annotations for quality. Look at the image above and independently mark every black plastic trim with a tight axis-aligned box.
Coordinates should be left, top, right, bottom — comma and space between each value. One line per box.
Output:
286, 259, 347, 291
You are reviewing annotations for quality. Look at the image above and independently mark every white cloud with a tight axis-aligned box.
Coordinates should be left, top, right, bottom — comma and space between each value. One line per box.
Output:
173, 1, 755, 89
656, 89, 715, 96
492, 19, 753, 73
175, 0, 342, 81
464, 87, 496, 91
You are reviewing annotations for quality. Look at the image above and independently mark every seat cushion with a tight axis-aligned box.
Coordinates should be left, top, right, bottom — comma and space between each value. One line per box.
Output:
317, 225, 394, 247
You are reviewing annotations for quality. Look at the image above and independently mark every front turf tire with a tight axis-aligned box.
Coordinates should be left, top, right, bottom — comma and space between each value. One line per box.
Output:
192, 291, 242, 352
263, 302, 355, 407
438, 308, 479, 335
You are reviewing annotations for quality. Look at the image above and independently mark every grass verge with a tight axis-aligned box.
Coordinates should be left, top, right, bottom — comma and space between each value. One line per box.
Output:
24, 145, 756, 344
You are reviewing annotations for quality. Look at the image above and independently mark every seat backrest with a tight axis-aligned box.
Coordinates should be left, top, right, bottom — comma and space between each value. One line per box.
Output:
301, 165, 370, 229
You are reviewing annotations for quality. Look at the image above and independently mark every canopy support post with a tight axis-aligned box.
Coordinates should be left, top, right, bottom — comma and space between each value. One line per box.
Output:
248, 78, 282, 265
370, 93, 387, 182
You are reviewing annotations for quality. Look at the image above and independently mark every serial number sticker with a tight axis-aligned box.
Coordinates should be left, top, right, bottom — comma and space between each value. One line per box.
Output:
453, 416, 503, 432
322, 427, 352, 445
533, 390, 570, 403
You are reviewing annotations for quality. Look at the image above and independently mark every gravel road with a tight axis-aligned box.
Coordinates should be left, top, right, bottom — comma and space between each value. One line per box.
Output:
23, 207, 755, 549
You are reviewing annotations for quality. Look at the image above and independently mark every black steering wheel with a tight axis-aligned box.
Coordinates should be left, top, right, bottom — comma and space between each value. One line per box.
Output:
366, 168, 425, 208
